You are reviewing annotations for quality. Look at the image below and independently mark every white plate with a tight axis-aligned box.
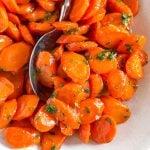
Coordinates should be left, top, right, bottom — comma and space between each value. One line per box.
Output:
1, 0, 150, 149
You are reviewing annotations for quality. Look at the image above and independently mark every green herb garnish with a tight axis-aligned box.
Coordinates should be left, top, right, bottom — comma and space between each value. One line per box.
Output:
86, 55, 92, 60
45, 104, 57, 114
59, 83, 64, 87
84, 88, 90, 93
83, 59, 88, 65
85, 107, 90, 114
108, 51, 117, 60
125, 44, 133, 53
105, 117, 112, 125
64, 28, 78, 35
121, 13, 131, 26
50, 92, 57, 98
51, 146, 56, 150
36, 67, 41, 74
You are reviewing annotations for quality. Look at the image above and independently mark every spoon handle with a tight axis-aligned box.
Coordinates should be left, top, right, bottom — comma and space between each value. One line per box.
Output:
59, 0, 72, 21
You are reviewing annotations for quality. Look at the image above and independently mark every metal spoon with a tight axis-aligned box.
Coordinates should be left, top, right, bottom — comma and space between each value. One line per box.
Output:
29, 0, 72, 101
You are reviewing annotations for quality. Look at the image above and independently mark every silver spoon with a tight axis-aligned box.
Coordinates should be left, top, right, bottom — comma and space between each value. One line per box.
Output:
29, 0, 72, 101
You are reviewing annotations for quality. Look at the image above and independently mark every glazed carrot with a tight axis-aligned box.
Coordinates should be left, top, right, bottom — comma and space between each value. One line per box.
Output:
52, 45, 64, 61
0, 42, 32, 72
57, 64, 68, 79
36, 0, 55, 12
81, 8, 106, 25
88, 47, 118, 74
7, 13, 21, 26
13, 95, 39, 120
107, 70, 127, 98
117, 54, 129, 70
79, 98, 104, 124
91, 115, 117, 143
89, 74, 103, 98
70, 0, 90, 22
53, 21, 78, 31
28, 22, 54, 35
100, 0, 107, 8
120, 77, 135, 101
16, 0, 30, 4
47, 98, 80, 129
60, 123, 74, 136
79, 124, 91, 144
19, 3, 35, 15
82, 0, 102, 20
19, 24, 35, 45
107, 0, 133, 19
0, 77, 14, 105
0, 35, 13, 51
45, 10, 59, 24
30, 105, 56, 132
6, 21, 21, 41
126, 53, 144, 80
36, 51, 57, 88
101, 96, 131, 123
61, 52, 90, 83
4, 127, 40, 148
0, 99, 17, 129
2, 0, 20, 13
57, 34, 88, 44
122, 0, 139, 16
26, 76, 34, 94
53, 76, 66, 90
0, 2, 9, 33
96, 24, 129, 48
41, 128, 66, 150
0, 69, 24, 99
66, 41, 98, 52
77, 25, 90, 35
56, 82, 87, 106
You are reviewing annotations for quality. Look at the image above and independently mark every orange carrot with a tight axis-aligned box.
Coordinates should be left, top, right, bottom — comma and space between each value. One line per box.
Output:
61, 52, 90, 83
0, 99, 17, 129
79, 124, 91, 144
13, 95, 39, 120
53, 76, 66, 90
79, 98, 104, 124
52, 45, 64, 61
7, 13, 21, 26
91, 115, 117, 143
16, 0, 30, 4
60, 123, 74, 136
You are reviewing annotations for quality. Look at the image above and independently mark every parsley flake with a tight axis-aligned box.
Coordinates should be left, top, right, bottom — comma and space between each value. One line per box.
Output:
51, 146, 56, 150
125, 44, 133, 53
45, 104, 57, 114
121, 13, 131, 27
84, 88, 90, 93
108, 51, 117, 60
83, 59, 88, 65
50, 92, 57, 98
85, 107, 90, 114
64, 28, 78, 35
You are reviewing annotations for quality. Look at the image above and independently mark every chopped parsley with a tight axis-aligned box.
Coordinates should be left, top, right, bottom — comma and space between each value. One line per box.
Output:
50, 92, 57, 98
45, 11, 53, 20
51, 146, 56, 150
105, 117, 112, 125
34, 115, 40, 121
36, 67, 41, 74
85, 107, 90, 114
96, 53, 105, 60
125, 44, 133, 53
121, 13, 131, 27
83, 59, 88, 65
86, 55, 92, 60
45, 104, 57, 114
107, 51, 117, 60
64, 28, 78, 35
84, 88, 90, 93
59, 83, 64, 87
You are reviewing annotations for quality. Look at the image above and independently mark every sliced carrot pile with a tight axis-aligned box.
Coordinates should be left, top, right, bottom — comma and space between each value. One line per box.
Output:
0, 0, 147, 149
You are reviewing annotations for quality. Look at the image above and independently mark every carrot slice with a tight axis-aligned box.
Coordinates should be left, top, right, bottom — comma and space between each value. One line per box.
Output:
107, 70, 127, 98
0, 42, 32, 72
122, 0, 139, 16
7, 13, 21, 26
28, 22, 53, 35
117, 54, 129, 70
88, 47, 118, 74
19, 24, 35, 45
13, 95, 39, 120
47, 98, 80, 129
41, 127, 66, 150
18, 3, 35, 15
66, 41, 98, 52
101, 96, 131, 123
89, 74, 103, 98
56, 82, 87, 106
52, 45, 64, 61
0, 77, 14, 105
96, 24, 129, 48
61, 52, 90, 83
91, 115, 117, 143
36, 51, 57, 88
2, 0, 20, 13
16, 0, 30, 4
70, 0, 90, 22
57, 34, 88, 44
30, 105, 56, 132
60, 122, 74, 136
4, 127, 40, 148
0, 69, 24, 99
53, 76, 66, 90
6, 21, 21, 41
36, 0, 55, 12
0, 99, 17, 129
0, 2, 9, 33
79, 98, 104, 124
126, 53, 144, 79
0, 35, 13, 51
53, 21, 78, 31
79, 124, 91, 144
82, 0, 102, 20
